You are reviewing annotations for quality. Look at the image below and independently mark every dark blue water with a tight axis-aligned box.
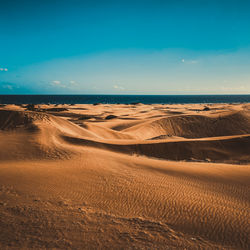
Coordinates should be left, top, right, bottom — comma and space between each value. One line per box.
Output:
0, 95, 250, 104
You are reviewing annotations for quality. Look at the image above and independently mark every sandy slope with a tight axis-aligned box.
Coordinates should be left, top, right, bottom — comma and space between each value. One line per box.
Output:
0, 103, 249, 249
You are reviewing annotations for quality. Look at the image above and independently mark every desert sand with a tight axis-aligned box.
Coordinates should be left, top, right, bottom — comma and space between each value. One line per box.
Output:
0, 103, 249, 249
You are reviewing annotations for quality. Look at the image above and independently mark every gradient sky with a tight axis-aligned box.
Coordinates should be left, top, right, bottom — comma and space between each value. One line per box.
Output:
1, 0, 250, 94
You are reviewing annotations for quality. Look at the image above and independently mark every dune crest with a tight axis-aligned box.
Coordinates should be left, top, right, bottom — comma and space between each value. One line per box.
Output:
123, 111, 250, 139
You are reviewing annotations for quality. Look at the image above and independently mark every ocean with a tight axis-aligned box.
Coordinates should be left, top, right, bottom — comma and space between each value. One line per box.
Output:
0, 95, 250, 105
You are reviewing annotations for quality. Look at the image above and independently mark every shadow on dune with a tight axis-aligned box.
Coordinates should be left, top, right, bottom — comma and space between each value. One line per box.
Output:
61, 134, 250, 164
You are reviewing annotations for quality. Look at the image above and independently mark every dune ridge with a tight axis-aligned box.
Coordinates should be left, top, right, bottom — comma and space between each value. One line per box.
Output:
123, 111, 250, 139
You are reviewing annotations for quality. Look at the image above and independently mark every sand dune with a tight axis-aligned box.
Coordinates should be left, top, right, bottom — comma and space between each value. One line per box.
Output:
0, 109, 98, 161
123, 111, 250, 139
0, 103, 249, 249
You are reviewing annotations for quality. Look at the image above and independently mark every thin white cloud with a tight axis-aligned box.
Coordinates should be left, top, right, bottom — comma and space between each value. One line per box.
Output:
3, 85, 13, 90
190, 60, 198, 64
181, 59, 198, 64
113, 84, 125, 90
51, 80, 61, 85
50, 80, 67, 88
69, 80, 78, 85
220, 85, 247, 91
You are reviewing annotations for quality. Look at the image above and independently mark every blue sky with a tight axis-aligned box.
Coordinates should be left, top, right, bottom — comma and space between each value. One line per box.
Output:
0, 0, 250, 94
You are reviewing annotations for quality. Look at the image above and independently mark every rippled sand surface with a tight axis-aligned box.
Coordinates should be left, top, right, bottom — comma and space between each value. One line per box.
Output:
0, 103, 249, 249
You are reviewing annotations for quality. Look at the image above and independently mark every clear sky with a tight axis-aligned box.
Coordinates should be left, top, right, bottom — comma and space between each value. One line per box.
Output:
0, 0, 250, 94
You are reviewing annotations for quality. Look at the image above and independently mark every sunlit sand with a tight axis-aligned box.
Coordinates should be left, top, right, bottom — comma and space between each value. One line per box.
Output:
0, 103, 249, 249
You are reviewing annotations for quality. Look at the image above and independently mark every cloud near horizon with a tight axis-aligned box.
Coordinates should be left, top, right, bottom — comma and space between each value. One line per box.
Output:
113, 85, 125, 90
0, 68, 8, 72
181, 59, 199, 64
51, 80, 61, 85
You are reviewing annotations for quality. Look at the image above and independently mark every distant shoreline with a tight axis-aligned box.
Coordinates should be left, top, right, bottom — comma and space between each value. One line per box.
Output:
0, 94, 250, 105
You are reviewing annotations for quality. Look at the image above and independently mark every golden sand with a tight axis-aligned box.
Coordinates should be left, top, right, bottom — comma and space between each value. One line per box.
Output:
0, 103, 249, 249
